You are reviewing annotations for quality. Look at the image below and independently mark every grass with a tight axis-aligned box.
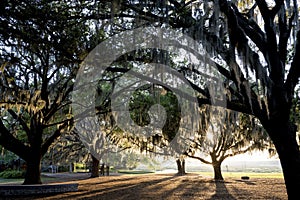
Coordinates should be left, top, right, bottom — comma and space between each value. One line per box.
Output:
118, 170, 155, 174
0, 175, 57, 184
0, 171, 284, 185
0, 178, 22, 184
195, 171, 284, 179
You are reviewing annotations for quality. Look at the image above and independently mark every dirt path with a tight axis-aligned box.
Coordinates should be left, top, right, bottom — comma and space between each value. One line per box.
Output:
3, 173, 288, 200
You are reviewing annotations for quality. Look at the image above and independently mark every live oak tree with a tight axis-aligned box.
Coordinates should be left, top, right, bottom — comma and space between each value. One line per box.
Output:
91, 55, 189, 174
74, 80, 136, 178
185, 106, 270, 180
96, 80, 184, 171
128, 84, 185, 174
0, 1, 91, 184
96, 77, 189, 174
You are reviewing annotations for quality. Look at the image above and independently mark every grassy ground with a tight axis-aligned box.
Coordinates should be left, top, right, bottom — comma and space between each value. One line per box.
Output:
0, 176, 56, 184
117, 170, 155, 174
0, 178, 22, 184
3, 172, 287, 200
0, 171, 284, 185
197, 171, 284, 179
0, 173, 86, 185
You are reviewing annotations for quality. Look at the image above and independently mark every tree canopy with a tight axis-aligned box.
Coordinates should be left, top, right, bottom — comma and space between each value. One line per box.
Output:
1, 1, 300, 198
0, 0, 92, 184
186, 106, 270, 180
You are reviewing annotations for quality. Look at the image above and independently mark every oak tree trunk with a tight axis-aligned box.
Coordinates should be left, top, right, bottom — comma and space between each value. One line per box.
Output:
176, 159, 186, 175
23, 154, 42, 185
182, 159, 185, 174
263, 120, 300, 199
212, 162, 224, 180
22, 125, 44, 185
90, 155, 100, 178
176, 159, 182, 174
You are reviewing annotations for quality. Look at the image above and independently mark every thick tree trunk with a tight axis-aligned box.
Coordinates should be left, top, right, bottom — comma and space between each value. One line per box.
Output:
210, 152, 224, 180
264, 120, 300, 199
182, 159, 185, 174
23, 155, 42, 185
90, 155, 100, 178
176, 159, 182, 175
212, 162, 224, 180
176, 159, 186, 175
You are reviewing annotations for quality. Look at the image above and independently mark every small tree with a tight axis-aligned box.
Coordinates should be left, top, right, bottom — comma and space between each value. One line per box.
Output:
186, 106, 270, 180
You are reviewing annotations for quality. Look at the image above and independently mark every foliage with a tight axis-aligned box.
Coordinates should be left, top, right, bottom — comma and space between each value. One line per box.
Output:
0, 146, 19, 164
42, 133, 89, 166
105, 150, 161, 170
129, 84, 181, 150
199, 106, 270, 154
186, 105, 271, 179
0, 169, 25, 179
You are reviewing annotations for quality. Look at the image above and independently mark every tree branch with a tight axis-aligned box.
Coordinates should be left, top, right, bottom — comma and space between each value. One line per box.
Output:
285, 30, 300, 100
184, 152, 212, 165
256, 0, 284, 85
232, 4, 267, 55
41, 120, 70, 156
7, 109, 30, 138
0, 119, 30, 160
271, 0, 284, 18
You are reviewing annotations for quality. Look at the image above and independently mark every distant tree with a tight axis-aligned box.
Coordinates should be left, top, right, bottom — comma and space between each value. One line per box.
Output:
129, 84, 191, 175
75, 116, 116, 177
128, 84, 181, 145
185, 106, 270, 180
42, 131, 89, 171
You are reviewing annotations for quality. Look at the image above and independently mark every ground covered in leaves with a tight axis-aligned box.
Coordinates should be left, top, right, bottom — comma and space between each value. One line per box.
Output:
3, 173, 287, 200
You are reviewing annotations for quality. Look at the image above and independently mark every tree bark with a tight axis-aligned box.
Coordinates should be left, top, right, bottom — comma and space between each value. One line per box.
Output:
263, 120, 300, 199
212, 162, 224, 180
176, 159, 182, 175
176, 159, 186, 175
23, 154, 42, 185
90, 155, 100, 178
182, 159, 185, 174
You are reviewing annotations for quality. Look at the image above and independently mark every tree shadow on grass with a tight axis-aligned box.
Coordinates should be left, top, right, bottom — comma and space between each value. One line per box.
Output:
209, 180, 237, 200
5, 174, 256, 200
79, 176, 137, 186
235, 179, 256, 185
10, 174, 213, 200
176, 177, 211, 199
15, 174, 181, 200
63, 174, 181, 200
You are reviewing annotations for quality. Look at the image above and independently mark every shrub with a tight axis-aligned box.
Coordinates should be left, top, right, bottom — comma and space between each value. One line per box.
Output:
0, 169, 25, 179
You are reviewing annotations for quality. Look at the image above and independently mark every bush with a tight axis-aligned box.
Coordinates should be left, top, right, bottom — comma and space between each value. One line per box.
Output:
57, 165, 69, 172
0, 169, 25, 179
